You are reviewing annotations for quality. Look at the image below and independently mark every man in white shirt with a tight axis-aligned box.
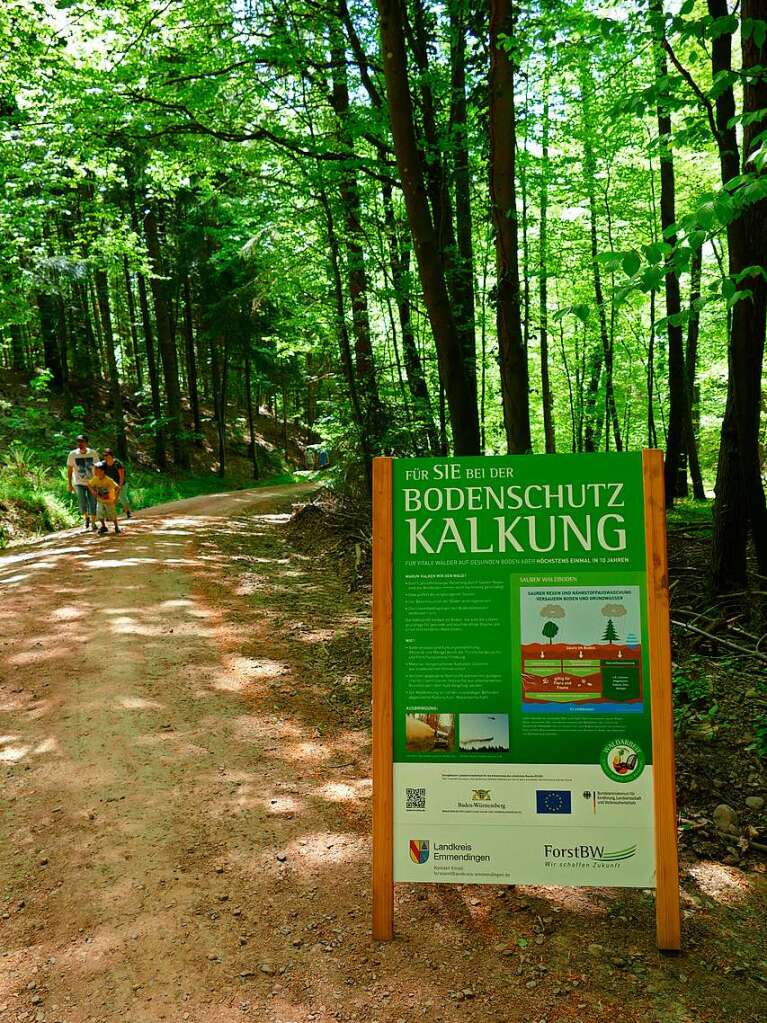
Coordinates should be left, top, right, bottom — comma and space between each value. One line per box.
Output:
66, 434, 100, 532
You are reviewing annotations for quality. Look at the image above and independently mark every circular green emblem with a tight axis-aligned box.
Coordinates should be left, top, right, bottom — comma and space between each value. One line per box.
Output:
600, 738, 645, 783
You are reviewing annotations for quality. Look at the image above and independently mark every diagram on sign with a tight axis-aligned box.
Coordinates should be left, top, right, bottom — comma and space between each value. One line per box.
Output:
519, 584, 643, 714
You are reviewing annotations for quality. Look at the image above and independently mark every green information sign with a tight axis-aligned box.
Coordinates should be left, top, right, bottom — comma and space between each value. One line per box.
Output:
386, 453, 660, 889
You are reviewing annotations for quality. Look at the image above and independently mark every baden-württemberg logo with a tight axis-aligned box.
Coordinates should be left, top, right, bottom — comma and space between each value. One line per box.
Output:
472, 789, 491, 802
409, 839, 430, 864
600, 738, 645, 783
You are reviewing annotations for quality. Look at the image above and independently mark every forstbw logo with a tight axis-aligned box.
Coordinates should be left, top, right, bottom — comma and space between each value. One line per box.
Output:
543, 842, 637, 864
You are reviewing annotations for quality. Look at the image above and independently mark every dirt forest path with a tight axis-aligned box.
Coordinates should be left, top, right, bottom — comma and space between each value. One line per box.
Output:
1, 485, 765, 1023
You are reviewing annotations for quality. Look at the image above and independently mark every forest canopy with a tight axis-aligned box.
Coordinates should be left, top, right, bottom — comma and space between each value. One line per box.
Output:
1, 0, 766, 590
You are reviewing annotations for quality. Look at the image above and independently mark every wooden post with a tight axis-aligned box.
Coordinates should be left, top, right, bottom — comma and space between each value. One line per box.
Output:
642, 449, 681, 951
372, 457, 394, 940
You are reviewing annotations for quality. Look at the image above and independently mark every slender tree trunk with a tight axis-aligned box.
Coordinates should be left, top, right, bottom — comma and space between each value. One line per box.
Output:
36, 293, 64, 389
583, 344, 603, 452
10, 323, 25, 371
183, 276, 203, 447
519, 82, 531, 356
648, 290, 658, 447
684, 249, 705, 499
488, 0, 531, 453
211, 334, 229, 478
56, 295, 70, 393
448, 0, 477, 386
479, 228, 491, 453
557, 317, 577, 451
578, 54, 621, 452
94, 269, 128, 459
318, 188, 373, 484
650, 0, 685, 503
245, 345, 260, 479
381, 179, 439, 451
409, 0, 469, 373
71, 282, 96, 384
282, 382, 289, 460
376, 0, 480, 453
539, 54, 555, 453
59, 206, 95, 383
329, 16, 381, 441
122, 256, 143, 390
131, 225, 165, 466
89, 281, 106, 372
143, 203, 189, 469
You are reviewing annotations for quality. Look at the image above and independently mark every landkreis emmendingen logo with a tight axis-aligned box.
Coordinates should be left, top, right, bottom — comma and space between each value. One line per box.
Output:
409, 839, 430, 864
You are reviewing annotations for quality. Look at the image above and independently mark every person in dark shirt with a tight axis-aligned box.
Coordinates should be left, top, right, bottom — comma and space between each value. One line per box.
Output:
102, 449, 132, 519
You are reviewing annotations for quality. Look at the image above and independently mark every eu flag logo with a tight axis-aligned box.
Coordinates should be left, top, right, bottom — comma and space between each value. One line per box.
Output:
536, 790, 572, 814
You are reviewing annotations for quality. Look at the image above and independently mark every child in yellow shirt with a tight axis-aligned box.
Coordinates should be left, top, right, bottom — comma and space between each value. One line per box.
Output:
87, 462, 121, 536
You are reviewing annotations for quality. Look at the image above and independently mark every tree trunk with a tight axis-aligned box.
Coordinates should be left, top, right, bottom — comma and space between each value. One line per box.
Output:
448, 0, 477, 386
409, 0, 465, 351
578, 54, 621, 451
122, 256, 143, 390
245, 345, 260, 480
36, 293, 65, 389
211, 334, 229, 478
583, 343, 603, 452
376, 0, 480, 454
318, 187, 373, 484
684, 249, 705, 499
381, 179, 439, 451
539, 54, 555, 453
89, 282, 106, 373
56, 296, 70, 392
183, 276, 203, 447
710, 0, 767, 587
650, 0, 686, 504
282, 383, 289, 460
128, 192, 164, 464
648, 289, 658, 447
329, 15, 381, 442
94, 269, 128, 459
143, 203, 189, 469
488, 0, 531, 453
10, 323, 25, 371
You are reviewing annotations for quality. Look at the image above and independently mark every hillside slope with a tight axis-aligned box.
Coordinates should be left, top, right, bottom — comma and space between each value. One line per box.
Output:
0, 371, 321, 544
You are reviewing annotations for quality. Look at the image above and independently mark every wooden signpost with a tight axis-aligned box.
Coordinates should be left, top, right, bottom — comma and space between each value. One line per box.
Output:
372, 451, 680, 950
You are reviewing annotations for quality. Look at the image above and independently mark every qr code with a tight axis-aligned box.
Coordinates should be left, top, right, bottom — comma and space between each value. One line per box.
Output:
406, 787, 426, 810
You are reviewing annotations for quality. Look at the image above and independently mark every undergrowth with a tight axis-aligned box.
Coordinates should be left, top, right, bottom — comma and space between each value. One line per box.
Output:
0, 370, 300, 546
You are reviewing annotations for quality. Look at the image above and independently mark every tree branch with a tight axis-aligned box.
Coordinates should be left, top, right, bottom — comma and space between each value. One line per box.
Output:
120, 92, 399, 185
662, 39, 721, 146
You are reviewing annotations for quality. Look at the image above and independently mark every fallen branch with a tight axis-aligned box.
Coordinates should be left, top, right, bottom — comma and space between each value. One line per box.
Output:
671, 618, 767, 663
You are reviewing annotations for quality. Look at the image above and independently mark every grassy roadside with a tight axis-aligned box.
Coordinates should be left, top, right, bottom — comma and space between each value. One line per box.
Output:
0, 445, 301, 547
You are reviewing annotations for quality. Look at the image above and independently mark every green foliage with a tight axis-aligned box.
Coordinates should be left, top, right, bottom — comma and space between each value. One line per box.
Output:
672, 667, 719, 738
0, 0, 759, 492
0, 442, 78, 546
751, 715, 767, 759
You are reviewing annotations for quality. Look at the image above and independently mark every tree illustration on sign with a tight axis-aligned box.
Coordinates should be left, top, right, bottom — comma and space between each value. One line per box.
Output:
602, 619, 619, 642
601, 603, 627, 643
542, 620, 559, 643
540, 603, 565, 644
